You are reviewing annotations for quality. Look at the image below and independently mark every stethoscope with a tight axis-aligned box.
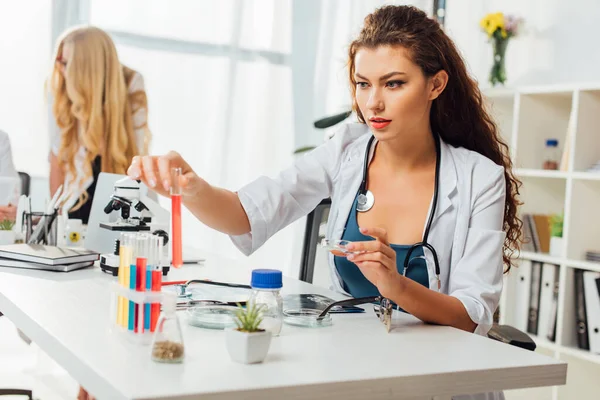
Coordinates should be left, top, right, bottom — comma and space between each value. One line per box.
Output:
356, 134, 442, 290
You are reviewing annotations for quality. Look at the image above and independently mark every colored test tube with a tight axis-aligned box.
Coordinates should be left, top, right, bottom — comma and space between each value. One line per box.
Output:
151, 236, 163, 332
135, 235, 148, 333
128, 236, 138, 332
144, 235, 154, 331
117, 233, 129, 327
171, 168, 183, 268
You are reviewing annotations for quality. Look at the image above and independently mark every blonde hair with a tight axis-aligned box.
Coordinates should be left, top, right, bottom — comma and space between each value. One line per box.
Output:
49, 26, 151, 209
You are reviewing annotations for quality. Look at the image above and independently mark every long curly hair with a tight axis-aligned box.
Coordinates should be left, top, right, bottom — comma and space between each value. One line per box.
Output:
348, 5, 522, 272
49, 26, 150, 210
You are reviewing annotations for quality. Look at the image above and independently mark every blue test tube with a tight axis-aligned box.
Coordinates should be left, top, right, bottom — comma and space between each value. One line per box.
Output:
128, 234, 138, 332
144, 235, 154, 331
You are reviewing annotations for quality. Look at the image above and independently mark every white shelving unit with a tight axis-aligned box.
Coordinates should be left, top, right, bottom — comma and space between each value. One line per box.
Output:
485, 84, 600, 400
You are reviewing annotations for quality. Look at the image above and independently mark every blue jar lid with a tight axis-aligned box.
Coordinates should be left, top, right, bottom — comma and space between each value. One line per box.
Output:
546, 139, 558, 146
251, 269, 283, 289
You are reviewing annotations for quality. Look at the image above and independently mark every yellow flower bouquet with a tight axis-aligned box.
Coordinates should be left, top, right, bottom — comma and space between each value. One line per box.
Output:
480, 12, 523, 86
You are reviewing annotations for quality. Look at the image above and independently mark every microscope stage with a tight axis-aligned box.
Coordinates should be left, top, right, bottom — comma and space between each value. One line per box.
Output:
99, 222, 151, 231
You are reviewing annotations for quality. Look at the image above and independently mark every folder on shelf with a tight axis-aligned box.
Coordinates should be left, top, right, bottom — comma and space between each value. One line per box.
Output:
547, 265, 560, 342
538, 264, 559, 342
521, 214, 536, 252
574, 269, 590, 350
527, 261, 543, 335
532, 215, 551, 253
583, 271, 600, 354
514, 260, 532, 332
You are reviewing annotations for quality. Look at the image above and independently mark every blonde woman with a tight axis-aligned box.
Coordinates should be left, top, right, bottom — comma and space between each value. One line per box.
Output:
48, 26, 151, 224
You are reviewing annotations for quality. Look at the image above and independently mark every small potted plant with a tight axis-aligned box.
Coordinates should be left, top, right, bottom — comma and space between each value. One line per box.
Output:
0, 219, 15, 245
225, 303, 272, 364
549, 213, 564, 257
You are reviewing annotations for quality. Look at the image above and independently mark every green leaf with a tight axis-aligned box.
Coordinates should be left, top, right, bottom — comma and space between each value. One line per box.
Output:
0, 219, 14, 231
293, 146, 316, 155
233, 302, 266, 332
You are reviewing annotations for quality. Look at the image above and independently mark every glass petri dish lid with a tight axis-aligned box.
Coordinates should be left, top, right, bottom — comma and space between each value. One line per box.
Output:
319, 239, 362, 256
283, 308, 333, 328
186, 305, 238, 330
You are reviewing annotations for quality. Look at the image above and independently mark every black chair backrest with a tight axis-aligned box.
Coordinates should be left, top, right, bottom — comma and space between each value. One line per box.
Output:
298, 198, 331, 283
18, 171, 30, 196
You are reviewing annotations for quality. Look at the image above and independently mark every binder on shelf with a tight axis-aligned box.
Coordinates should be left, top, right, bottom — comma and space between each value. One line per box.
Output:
521, 214, 536, 253
514, 260, 532, 332
574, 269, 590, 350
547, 265, 560, 342
538, 264, 559, 342
527, 261, 543, 335
532, 215, 551, 254
583, 271, 600, 354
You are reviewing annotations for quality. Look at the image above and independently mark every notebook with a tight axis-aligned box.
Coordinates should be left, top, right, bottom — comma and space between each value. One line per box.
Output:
0, 258, 95, 272
0, 244, 99, 265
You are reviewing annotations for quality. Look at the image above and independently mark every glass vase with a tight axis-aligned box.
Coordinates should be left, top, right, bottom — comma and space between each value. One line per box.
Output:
490, 37, 509, 86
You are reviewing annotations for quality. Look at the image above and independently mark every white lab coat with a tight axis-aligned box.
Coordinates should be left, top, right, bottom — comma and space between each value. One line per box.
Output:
0, 130, 20, 204
230, 123, 506, 400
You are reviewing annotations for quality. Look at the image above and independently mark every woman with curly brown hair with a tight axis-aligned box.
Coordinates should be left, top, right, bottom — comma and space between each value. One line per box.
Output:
128, 3, 521, 362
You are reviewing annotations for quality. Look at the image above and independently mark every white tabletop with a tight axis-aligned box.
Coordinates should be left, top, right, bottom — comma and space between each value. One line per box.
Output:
0, 253, 566, 400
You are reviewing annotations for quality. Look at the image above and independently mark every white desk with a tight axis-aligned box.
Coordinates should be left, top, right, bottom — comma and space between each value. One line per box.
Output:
0, 254, 566, 400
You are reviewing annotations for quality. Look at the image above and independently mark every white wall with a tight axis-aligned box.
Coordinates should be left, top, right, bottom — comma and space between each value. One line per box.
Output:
0, 2, 52, 178
445, 0, 600, 88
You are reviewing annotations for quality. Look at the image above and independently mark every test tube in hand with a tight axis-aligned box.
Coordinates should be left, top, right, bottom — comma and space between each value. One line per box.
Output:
171, 168, 183, 268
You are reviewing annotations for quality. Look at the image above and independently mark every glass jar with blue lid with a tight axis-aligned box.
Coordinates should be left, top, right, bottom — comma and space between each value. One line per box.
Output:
248, 269, 283, 336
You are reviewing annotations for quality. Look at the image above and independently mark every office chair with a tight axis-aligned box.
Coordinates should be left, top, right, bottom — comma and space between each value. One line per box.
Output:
18, 171, 30, 197
298, 199, 537, 352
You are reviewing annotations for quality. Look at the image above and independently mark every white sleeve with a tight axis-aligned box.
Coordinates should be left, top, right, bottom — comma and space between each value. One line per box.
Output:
229, 124, 360, 256
0, 130, 21, 201
128, 73, 148, 153
449, 164, 506, 336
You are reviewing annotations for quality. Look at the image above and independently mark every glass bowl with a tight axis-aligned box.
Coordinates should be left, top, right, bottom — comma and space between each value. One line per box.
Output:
186, 305, 238, 330
283, 308, 333, 328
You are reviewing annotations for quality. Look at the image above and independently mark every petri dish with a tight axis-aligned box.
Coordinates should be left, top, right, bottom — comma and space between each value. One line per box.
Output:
319, 239, 362, 256
283, 308, 333, 328
186, 305, 238, 330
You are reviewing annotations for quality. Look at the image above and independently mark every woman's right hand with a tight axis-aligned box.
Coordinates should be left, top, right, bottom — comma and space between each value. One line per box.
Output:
127, 151, 209, 198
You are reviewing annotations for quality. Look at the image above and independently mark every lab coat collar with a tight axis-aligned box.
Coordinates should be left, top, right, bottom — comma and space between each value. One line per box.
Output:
435, 139, 458, 224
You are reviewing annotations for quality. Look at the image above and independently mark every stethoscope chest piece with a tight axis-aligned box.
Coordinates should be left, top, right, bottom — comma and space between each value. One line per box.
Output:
356, 190, 374, 212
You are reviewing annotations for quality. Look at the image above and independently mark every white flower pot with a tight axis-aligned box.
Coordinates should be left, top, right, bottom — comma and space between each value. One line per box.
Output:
549, 236, 564, 258
0, 230, 15, 245
225, 328, 272, 364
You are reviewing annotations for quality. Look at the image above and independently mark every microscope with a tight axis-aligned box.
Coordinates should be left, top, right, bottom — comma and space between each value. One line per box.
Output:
99, 177, 171, 276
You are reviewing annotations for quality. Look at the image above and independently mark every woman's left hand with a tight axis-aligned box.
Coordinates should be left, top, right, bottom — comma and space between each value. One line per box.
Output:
345, 227, 402, 299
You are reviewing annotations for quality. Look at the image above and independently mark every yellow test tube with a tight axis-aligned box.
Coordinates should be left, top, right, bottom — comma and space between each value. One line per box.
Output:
118, 233, 133, 327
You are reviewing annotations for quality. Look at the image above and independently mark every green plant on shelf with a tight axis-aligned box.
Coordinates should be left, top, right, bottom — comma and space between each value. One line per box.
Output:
549, 213, 563, 238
